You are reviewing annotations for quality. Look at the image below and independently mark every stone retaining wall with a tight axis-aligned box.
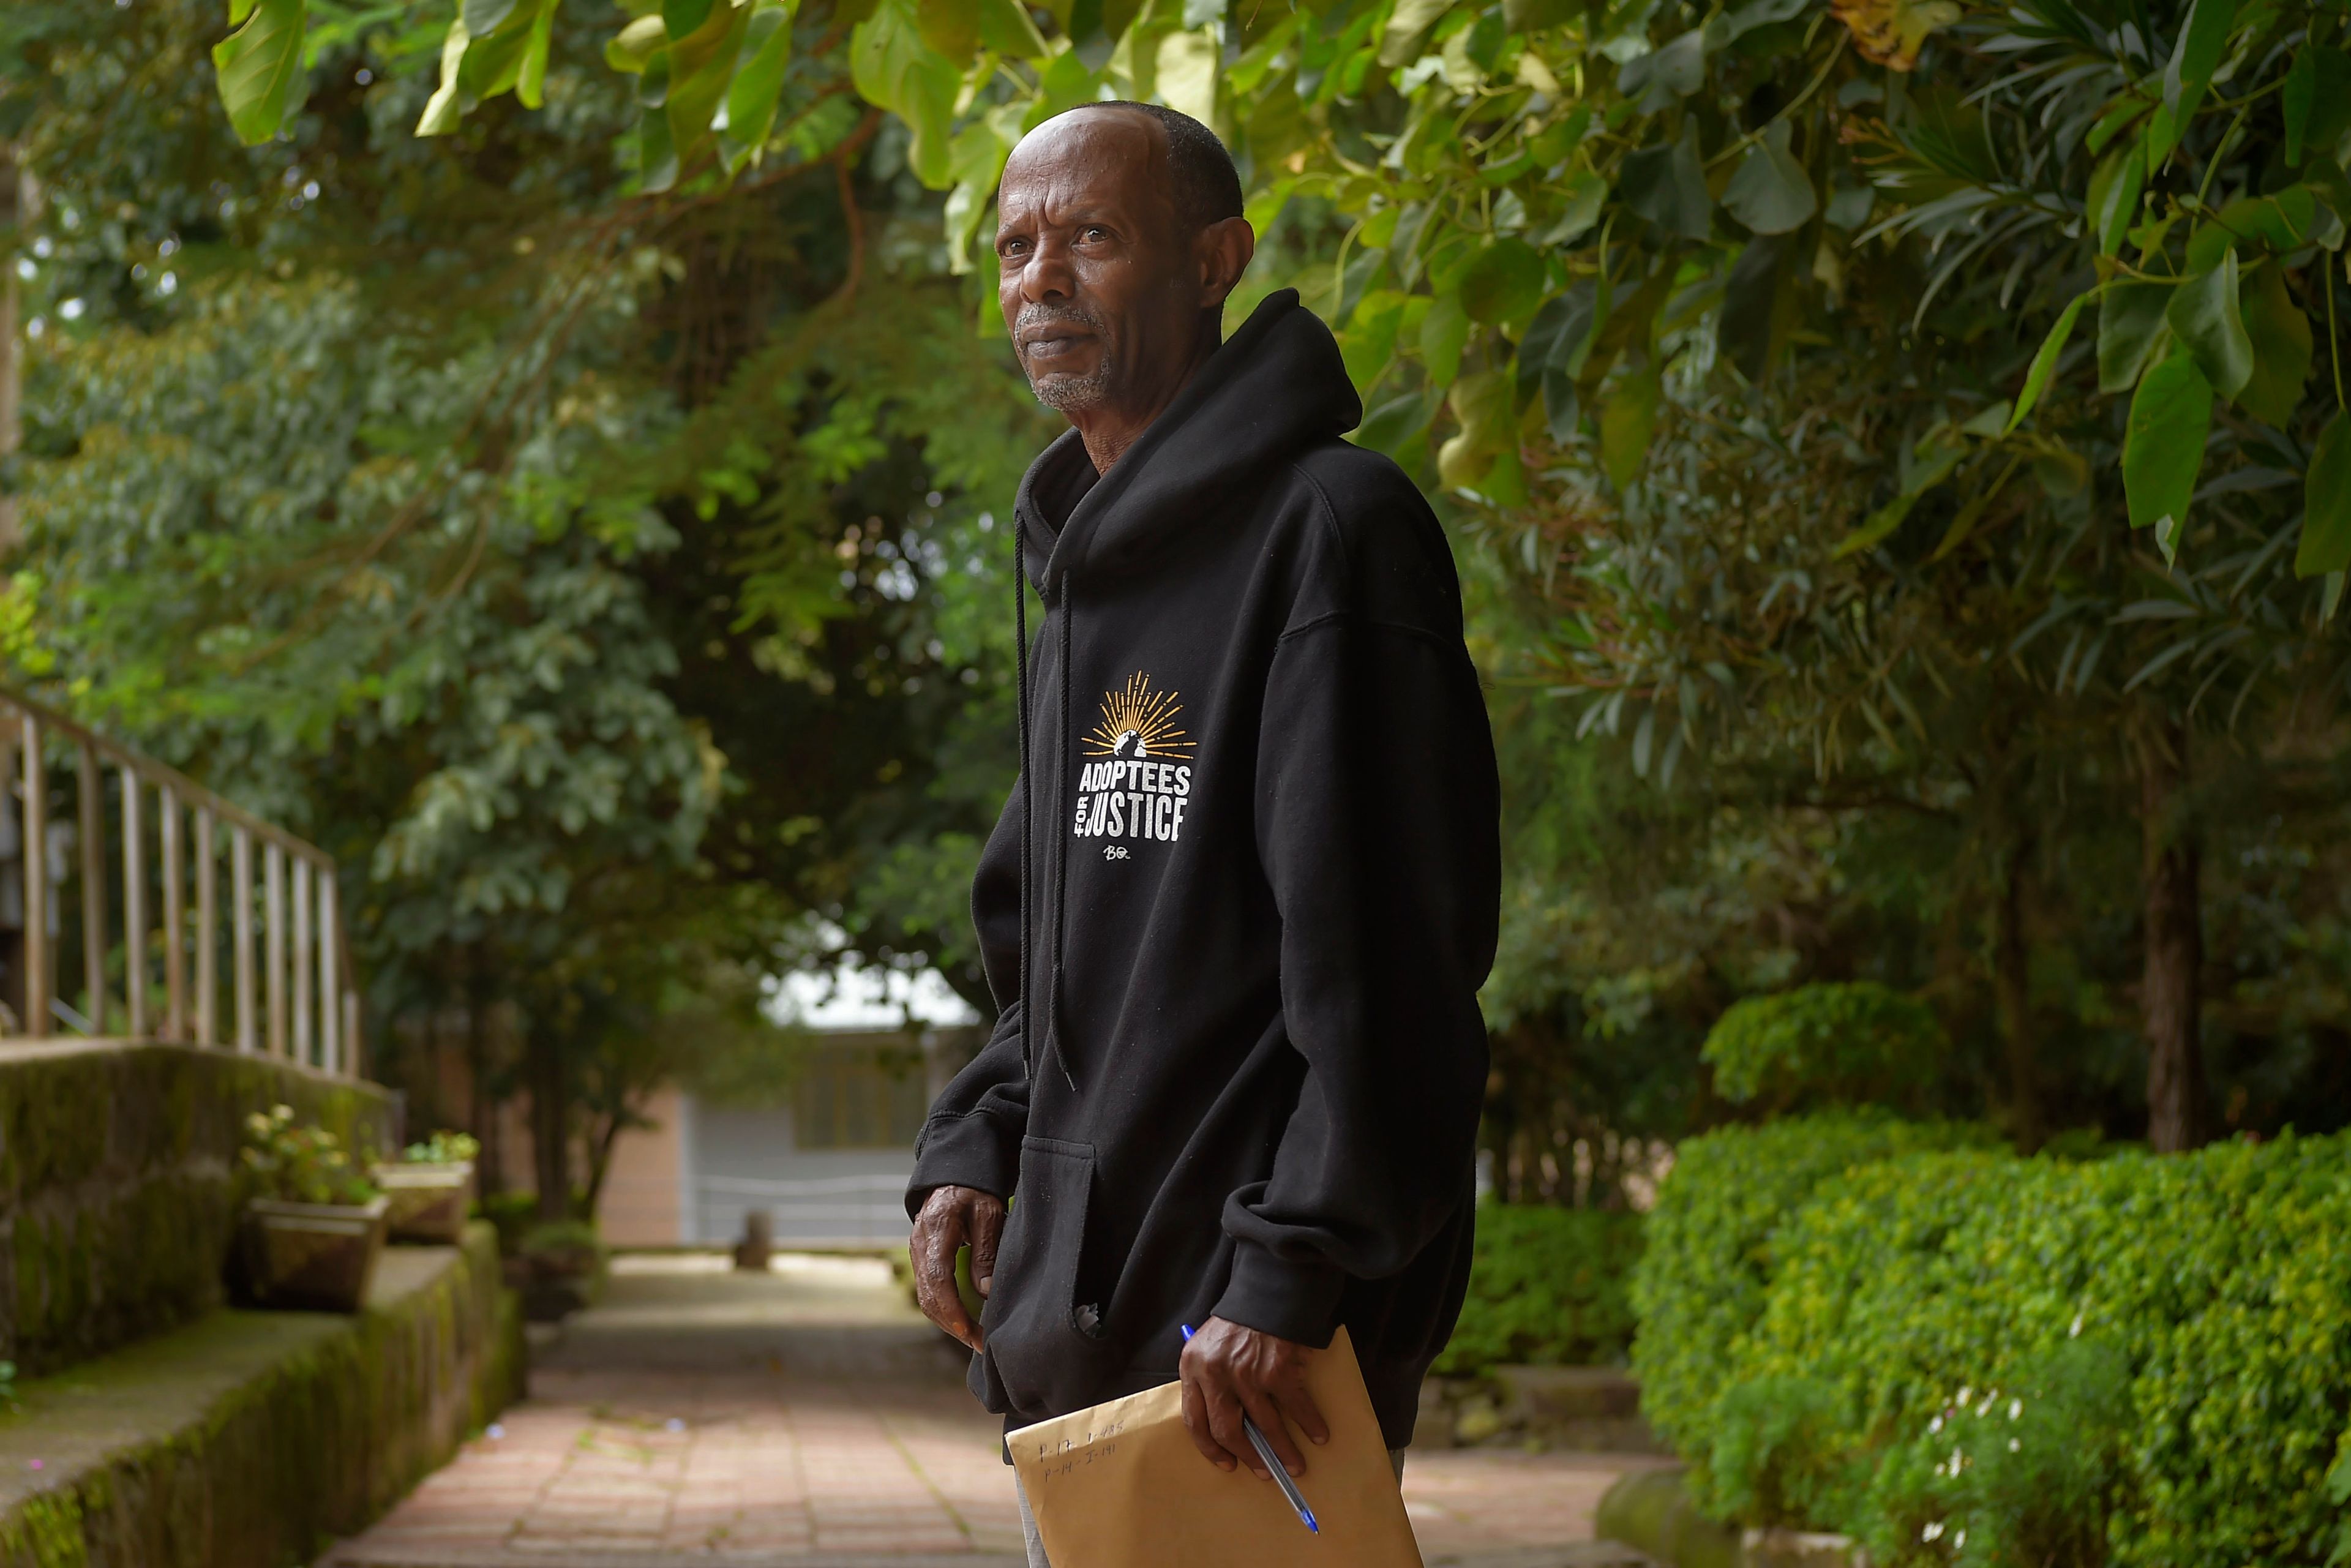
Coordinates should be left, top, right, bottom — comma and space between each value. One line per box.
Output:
0, 1222, 523, 1568
0, 1038, 399, 1375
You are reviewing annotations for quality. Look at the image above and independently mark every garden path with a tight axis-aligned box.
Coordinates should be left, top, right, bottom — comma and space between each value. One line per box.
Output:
321, 1252, 1667, 1567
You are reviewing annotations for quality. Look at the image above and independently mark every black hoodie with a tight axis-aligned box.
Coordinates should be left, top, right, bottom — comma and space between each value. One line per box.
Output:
906, 290, 1499, 1450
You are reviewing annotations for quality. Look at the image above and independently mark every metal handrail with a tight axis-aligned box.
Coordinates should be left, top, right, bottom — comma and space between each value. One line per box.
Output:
0, 686, 359, 1075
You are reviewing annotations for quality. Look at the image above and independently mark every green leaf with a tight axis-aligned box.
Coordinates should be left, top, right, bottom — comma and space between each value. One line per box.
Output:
1517, 284, 1599, 406
2304, 51, 2351, 171
1538, 168, 1609, 248
1461, 238, 1546, 324
463, 0, 522, 36
852, 0, 961, 188
720, 3, 796, 172
2009, 291, 2091, 431
979, 0, 1049, 56
414, 15, 471, 137
1420, 290, 1473, 388
664, 0, 717, 37
2297, 411, 2351, 578
606, 13, 668, 73
1542, 370, 1581, 445
1619, 126, 1712, 241
637, 95, 680, 191
1618, 32, 1707, 107
2089, 143, 2147, 255
516, 0, 558, 108
1438, 370, 1517, 491
1717, 232, 1795, 383
228, 0, 258, 23
2123, 354, 2214, 532
2285, 47, 2317, 165
212, 0, 307, 146
667, 0, 749, 157
2237, 263, 2312, 428
1722, 124, 1817, 236
1834, 493, 1917, 559
1600, 360, 1662, 491
2099, 281, 2174, 394
1379, 0, 1453, 67
2159, 0, 2238, 143
2165, 250, 2254, 401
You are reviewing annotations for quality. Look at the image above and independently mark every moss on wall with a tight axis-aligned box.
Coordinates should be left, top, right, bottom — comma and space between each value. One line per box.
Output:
0, 1041, 399, 1376
0, 1225, 522, 1568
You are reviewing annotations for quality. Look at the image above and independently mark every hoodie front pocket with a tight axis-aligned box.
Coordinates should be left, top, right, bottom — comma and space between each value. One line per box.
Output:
980, 1136, 1116, 1414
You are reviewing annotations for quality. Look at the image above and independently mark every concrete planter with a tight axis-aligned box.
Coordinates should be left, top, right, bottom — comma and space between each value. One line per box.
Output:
242, 1195, 388, 1311
372, 1160, 474, 1244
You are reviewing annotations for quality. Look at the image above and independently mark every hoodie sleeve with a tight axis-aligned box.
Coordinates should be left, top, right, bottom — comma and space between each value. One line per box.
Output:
906, 778, 1031, 1215
1212, 576, 1501, 1343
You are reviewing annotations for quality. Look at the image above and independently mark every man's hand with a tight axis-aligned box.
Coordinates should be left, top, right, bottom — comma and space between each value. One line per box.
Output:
909, 1184, 1005, 1352
1178, 1316, 1330, 1480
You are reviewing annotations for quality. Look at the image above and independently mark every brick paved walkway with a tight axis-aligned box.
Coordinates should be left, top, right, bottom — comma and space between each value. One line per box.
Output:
323, 1254, 1668, 1567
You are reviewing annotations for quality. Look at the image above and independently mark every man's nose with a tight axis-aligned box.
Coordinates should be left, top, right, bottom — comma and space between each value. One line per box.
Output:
1014, 235, 1077, 303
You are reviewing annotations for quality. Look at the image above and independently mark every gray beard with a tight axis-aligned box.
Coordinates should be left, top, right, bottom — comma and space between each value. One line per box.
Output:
1030, 357, 1117, 411
1017, 303, 1117, 411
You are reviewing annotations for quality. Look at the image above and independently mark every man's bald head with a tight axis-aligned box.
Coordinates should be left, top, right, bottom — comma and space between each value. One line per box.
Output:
994, 100, 1256, 468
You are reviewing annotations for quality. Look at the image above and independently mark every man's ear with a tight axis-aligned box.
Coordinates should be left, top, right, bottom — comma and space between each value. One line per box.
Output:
1196, 216, 1256, 309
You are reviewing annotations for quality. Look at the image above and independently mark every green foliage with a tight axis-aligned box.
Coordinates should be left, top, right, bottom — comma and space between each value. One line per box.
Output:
1431, 1205, 1644, 1375
1702, 982, 1947, 1114
400, 1130, 481, 1165
1856, 1339, 2132, 1568
1638, 1119, 2351, 1567
1629, 1114, 1994, 1477
240, 1105, 379, 1206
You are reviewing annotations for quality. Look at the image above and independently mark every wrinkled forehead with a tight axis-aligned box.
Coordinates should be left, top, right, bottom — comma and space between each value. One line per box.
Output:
997, 108, 1175, 230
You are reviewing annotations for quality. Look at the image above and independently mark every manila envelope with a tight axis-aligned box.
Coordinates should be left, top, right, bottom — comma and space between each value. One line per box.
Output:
1008, 1326, 1422, 1567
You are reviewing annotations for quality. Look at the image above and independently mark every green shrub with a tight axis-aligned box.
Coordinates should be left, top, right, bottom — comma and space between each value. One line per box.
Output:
1638, 1119, 2351, 1568
1432, 1205, 1643, 1375
1630, 1112, 1993, 1466
1701, 982, 1946, 1114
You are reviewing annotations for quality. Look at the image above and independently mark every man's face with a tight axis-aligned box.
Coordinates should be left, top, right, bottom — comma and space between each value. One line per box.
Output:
994, 110, 1201, 415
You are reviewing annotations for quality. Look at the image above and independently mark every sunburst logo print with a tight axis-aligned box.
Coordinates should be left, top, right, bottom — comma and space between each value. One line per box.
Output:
1083, 672, 1195, 760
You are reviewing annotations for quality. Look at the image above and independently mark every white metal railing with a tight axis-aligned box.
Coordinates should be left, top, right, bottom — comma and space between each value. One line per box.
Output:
0, 688, 359, 1074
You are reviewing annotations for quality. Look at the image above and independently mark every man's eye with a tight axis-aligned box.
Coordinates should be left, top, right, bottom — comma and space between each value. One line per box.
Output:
1083, 227, 1109, 241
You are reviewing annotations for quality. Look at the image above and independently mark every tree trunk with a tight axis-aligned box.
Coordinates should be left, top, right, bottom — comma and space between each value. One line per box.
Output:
2140, 729, 2208, 1153
464, 943, 501, 1196
527, 1019, 571, 1221
1993, 826, 2042, 1152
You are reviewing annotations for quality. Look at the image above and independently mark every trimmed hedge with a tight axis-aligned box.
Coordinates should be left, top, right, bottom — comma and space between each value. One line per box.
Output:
1630, 1112, 1993, 1458
1433, 1204, 1643, 1375
1632, 1117, 2351, 1567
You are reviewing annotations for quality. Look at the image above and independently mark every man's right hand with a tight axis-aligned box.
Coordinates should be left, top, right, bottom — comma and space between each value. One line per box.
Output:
910, 1184, 1005, 1352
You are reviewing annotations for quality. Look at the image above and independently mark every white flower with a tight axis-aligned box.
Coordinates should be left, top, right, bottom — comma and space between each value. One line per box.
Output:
2009, 1438, 2022, 1452
1956, 1387, 1973, 1406
1950, 1446, 1965, 1473
1955, 1530, 1968, 1550
1930, 1415, 1944, 1434
2069, 1312, 2085, 1338
1922, 1522, 1945, 1542
2009, 1398, 2023, 1420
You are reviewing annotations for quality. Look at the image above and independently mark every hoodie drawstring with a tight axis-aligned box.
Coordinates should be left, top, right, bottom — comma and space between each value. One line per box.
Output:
1012, 520, 1078, 1093
1012, 522, 1033, 1084
1049, 586, 1077, 1090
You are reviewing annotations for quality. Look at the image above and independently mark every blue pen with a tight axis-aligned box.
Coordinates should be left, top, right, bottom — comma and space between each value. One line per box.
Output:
1181, 1324, 1319, 1535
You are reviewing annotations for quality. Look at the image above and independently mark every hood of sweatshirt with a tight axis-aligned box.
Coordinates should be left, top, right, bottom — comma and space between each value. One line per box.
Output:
1013, 289, 1363, 596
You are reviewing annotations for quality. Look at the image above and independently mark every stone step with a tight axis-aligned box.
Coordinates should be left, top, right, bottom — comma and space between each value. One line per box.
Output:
0, 1225, 520, 1568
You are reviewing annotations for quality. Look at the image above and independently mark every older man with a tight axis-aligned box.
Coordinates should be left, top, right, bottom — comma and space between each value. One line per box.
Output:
904, 100, 1498, 1563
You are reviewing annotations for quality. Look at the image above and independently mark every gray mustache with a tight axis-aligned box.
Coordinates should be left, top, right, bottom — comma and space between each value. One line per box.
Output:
1016, 304, 1106, 343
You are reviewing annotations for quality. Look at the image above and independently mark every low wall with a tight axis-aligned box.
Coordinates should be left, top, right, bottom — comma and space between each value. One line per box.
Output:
0, 1038, 400, 1376
0, 1221, 523, 1568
